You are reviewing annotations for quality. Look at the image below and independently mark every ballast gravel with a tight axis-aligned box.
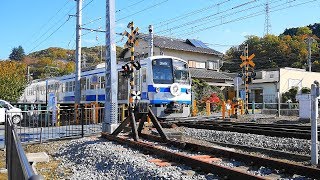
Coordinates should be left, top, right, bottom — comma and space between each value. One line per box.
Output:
54, 137, 218, 180
175, 127, 314, 155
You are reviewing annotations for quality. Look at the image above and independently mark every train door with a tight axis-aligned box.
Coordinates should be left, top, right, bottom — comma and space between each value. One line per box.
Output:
80, 77, 87, 102
140, 67, 148, 101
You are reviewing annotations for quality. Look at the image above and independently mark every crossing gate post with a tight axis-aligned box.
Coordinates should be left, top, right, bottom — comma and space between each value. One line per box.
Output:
221, 101, 226, 119
206, 101, 210, 116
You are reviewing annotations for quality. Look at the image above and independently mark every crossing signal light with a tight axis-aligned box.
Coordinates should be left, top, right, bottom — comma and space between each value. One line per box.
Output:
250, 71, 256, 79
120, 61, 141, 77
131, 61, 141, 70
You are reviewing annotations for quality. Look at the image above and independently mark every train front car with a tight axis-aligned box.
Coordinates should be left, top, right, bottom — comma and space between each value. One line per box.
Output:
145, 56, 191, 119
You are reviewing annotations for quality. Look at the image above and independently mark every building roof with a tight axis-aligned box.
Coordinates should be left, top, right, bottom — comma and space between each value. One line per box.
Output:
190, 68, 233, 80
138, 34, 223, 56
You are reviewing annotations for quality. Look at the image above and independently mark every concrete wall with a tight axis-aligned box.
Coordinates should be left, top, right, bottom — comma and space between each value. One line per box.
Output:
249, 82, 278, 103
279, 67, 320, 93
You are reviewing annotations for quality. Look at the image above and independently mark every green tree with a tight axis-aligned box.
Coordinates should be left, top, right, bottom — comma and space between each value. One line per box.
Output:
9, 46, 25, 61
0, 61, 27, 102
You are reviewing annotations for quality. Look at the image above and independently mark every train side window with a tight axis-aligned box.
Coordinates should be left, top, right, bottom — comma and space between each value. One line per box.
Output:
72, 81, 75, 92
86, 78, 90, 90
142, 68, 146, 83
100, 76, 105, 89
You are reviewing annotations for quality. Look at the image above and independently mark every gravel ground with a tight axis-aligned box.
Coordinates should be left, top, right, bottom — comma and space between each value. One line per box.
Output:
175, 127, 313, 156
33, 136, 219, 180
2, 114, 317, 179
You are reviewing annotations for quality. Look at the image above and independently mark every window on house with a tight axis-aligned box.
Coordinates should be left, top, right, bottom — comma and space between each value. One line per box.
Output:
207, 61, 219, 70
188, 60, 206, 69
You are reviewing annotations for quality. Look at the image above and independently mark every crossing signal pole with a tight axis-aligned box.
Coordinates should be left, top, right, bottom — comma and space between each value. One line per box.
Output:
112, 22, 140, 141
240, 44, 255, 114
111, 22, 168, 142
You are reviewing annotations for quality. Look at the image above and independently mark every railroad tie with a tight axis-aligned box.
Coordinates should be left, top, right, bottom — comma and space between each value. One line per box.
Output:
148, 159, 171, 167
191, 155, 222, 163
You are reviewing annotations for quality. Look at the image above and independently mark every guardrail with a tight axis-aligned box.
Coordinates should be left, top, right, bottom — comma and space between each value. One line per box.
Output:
5, 114, 43, 180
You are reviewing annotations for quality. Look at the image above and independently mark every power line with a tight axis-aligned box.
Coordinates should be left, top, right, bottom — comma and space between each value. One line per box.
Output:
27, 5, 76, 52
28, 18, 71, 53
116, 0, 169, 22
152, 0, 232, 28
28, 0, 95, 54
174, 0, 317, 37
24, 0, 71, 45
157, 0, 262, 35
116, 0, 146, 13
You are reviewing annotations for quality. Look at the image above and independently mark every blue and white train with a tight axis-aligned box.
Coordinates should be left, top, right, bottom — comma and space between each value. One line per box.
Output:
19, 55, 192, 118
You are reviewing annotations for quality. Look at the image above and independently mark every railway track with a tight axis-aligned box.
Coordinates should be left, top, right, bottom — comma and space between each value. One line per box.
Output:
101, 133, 320, 179
161, 120, 320, 139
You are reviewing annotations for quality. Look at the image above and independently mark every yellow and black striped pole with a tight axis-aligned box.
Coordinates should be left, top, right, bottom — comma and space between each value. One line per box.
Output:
245, 44, 249, 114
128, 21, 139, 141
129, 22, 135, 107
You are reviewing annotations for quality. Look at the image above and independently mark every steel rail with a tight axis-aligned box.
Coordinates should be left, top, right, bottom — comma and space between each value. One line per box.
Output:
139, 133, 320, 179
169, 122, 319, 139
101, 133, 266, 180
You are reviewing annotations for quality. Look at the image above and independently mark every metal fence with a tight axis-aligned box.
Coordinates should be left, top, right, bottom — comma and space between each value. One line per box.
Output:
5, 114, 43, 180
10, 105, 104, 144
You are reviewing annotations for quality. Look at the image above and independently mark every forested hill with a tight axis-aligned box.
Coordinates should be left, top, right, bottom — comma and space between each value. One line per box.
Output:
24, 46, 123, 79
222, 23, 320, 73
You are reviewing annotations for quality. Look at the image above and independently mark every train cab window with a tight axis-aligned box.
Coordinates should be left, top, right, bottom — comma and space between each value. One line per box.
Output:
152, 58, 174, 84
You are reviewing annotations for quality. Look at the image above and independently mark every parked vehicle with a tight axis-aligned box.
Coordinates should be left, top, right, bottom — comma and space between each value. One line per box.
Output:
0, 100, 23, 124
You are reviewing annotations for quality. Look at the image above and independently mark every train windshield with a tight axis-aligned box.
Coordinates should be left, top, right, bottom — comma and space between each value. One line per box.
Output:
172, 59, 190, 84
152, 58, 190, 84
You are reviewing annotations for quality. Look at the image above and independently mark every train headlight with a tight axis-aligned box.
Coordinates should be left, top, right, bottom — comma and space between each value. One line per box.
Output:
186, 88, 191, 94
170, 83, 181, 96
155, 87, 160, 93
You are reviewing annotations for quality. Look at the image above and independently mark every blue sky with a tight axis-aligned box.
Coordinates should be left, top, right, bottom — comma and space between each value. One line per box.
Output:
0, 0, 319, 60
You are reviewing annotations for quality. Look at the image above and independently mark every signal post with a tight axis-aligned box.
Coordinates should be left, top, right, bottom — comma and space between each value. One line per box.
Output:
239, 45, 255, 114
111, 22, 168, 141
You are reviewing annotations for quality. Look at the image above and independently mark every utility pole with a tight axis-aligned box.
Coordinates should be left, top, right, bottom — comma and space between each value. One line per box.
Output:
311, 81, 319, 165
27, 66, 31, 83
307, 37, 314, 72
148, 25, 154, 57
103, 0, 118, 133
75, 0, 82, 105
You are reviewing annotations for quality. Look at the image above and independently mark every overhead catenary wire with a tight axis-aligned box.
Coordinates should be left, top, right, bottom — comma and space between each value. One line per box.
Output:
116, 0, 146, 13
157, 0, 275, 36
116, 0, 169, 22
174, 0, 318, 37
24, 0, 71, 46
151, 0, 232, 29
28, 0, 95, 54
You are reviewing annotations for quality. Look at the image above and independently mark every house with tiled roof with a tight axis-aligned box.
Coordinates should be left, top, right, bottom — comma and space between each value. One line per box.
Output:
121, 34, 233, 88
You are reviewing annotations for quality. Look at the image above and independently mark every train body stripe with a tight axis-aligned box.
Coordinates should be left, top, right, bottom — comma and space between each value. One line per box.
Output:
64, 95, 106, 102
147, 85, 188, 93
150, 100, 191, 104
